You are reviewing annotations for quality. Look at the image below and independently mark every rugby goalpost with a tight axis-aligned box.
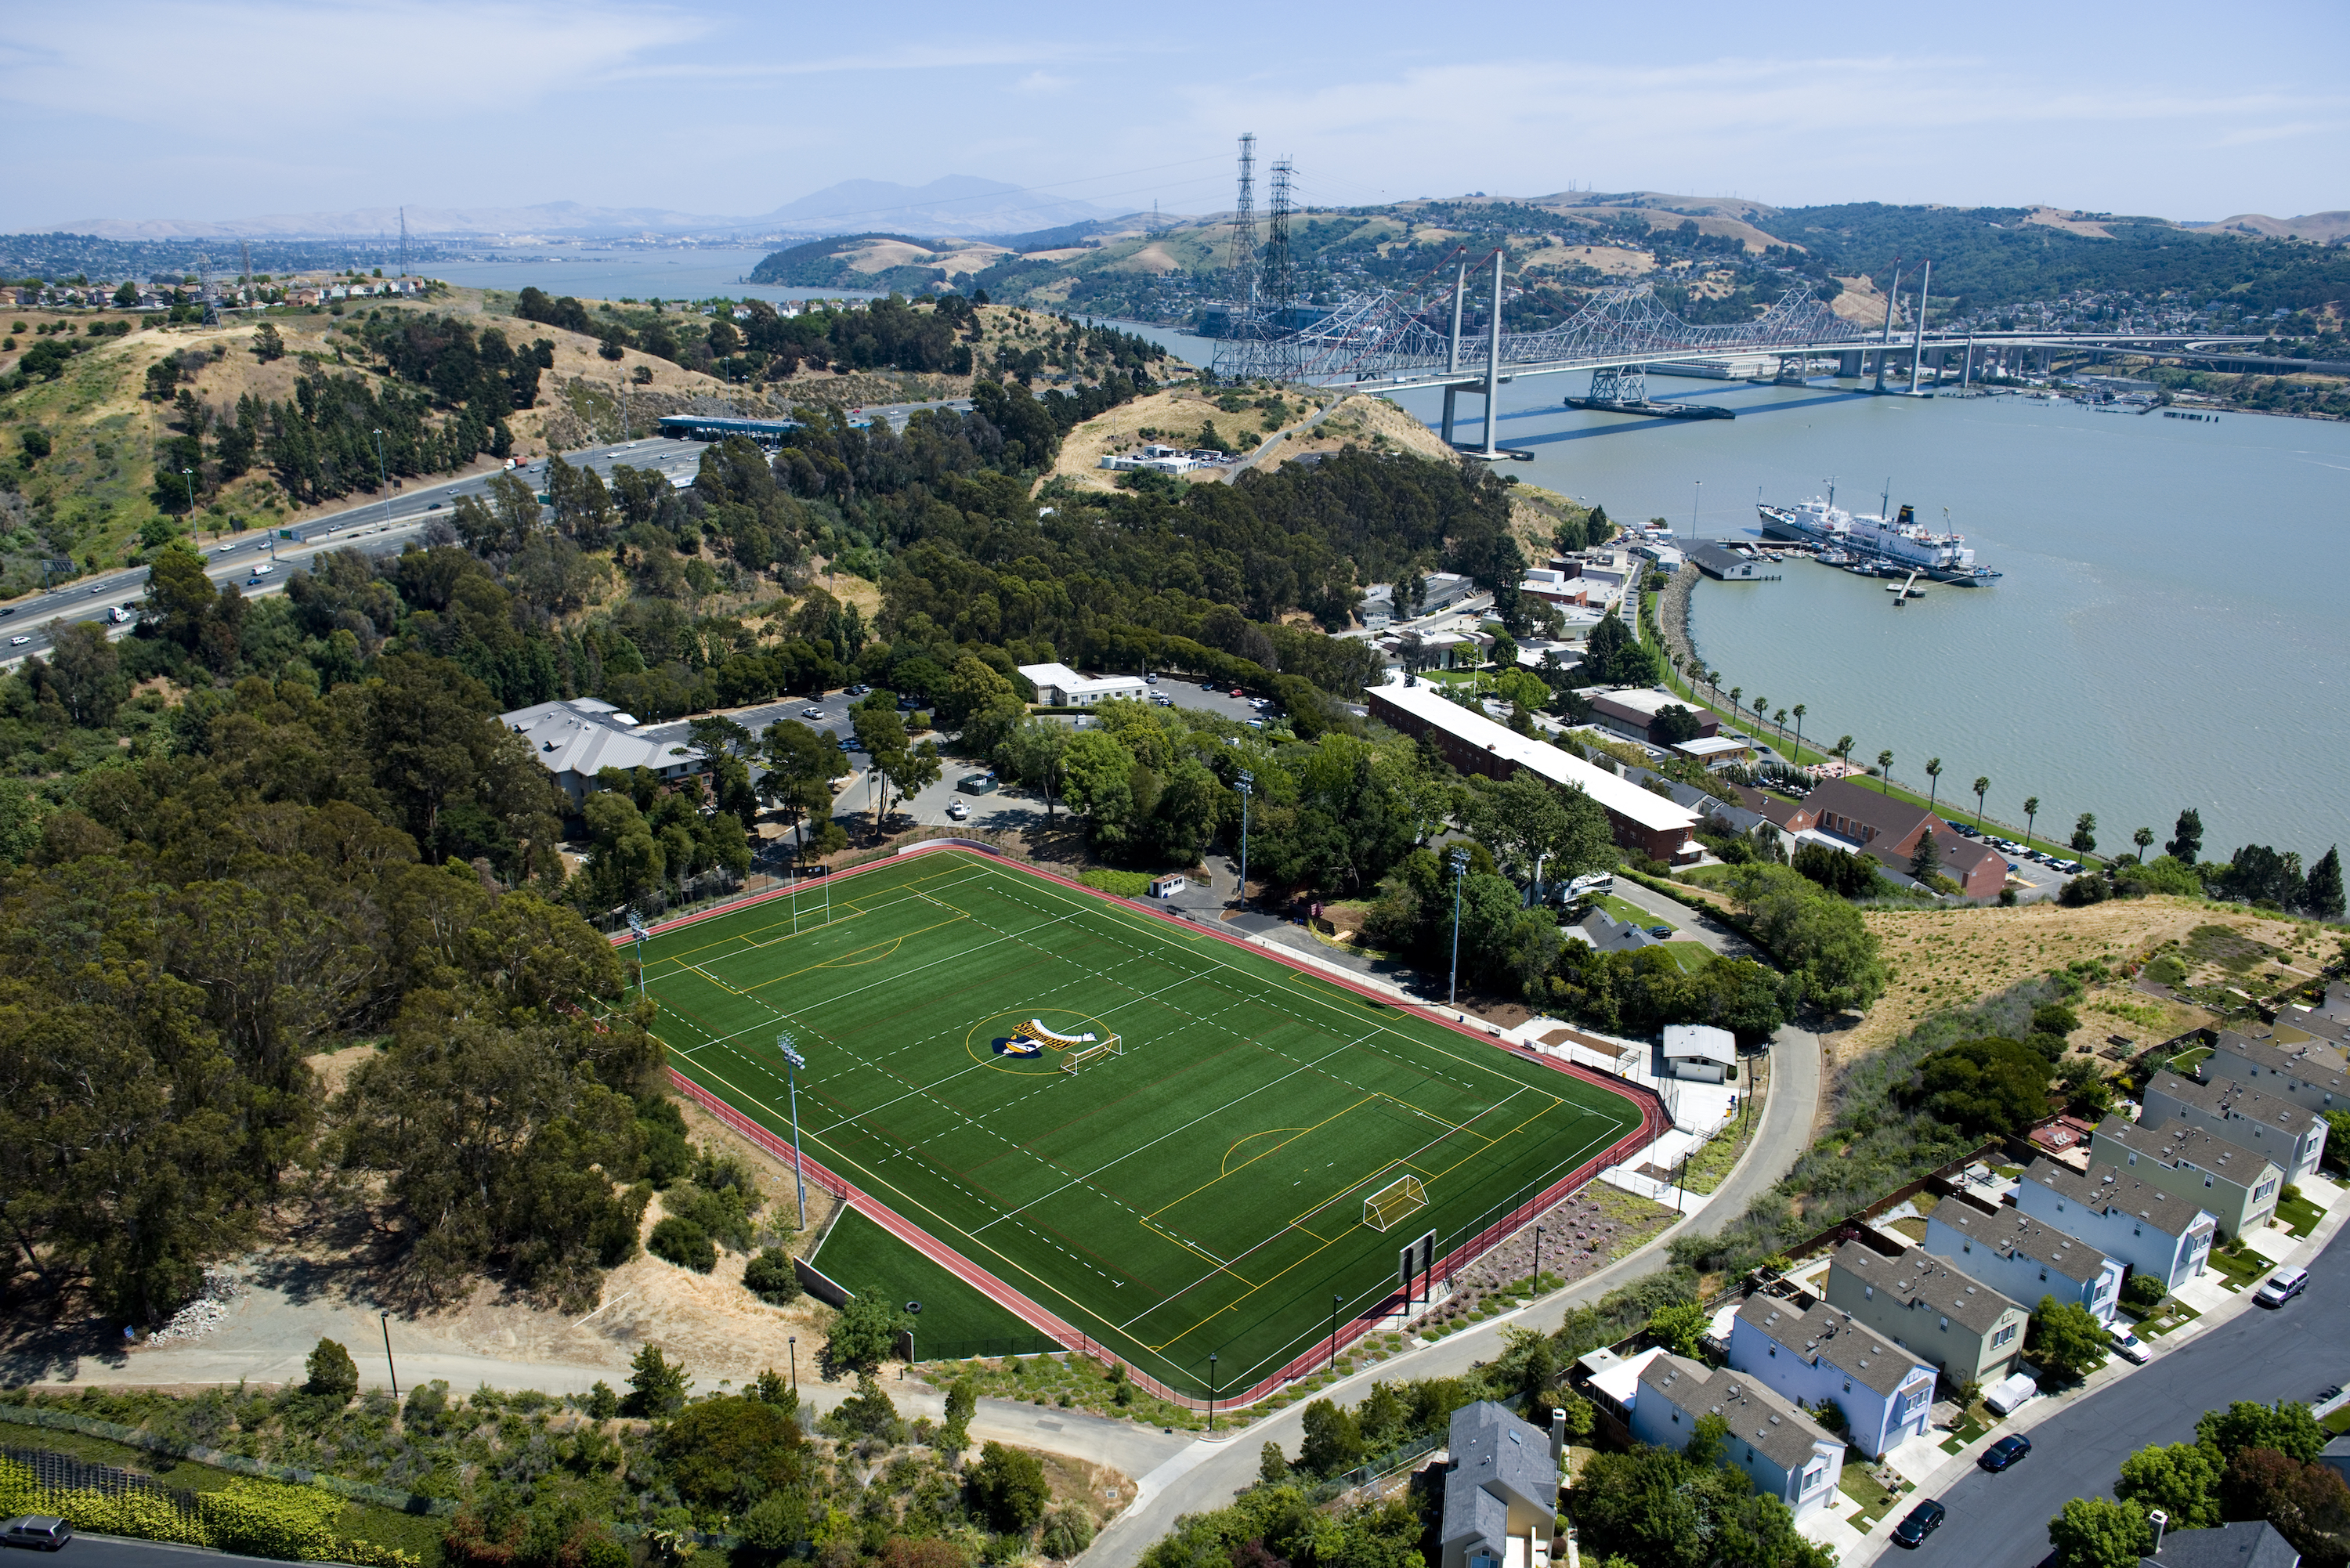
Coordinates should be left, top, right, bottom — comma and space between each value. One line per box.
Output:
1362, 1173, 1429, 1232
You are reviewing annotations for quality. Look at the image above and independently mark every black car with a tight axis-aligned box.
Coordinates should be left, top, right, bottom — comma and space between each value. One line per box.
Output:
1979, 1435, 2032, 1472
1893, 1500, 1946, 1548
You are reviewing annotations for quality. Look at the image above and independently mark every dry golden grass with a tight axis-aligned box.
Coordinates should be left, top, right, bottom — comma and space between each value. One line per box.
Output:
1846, 896, 2323, 1064
1253, 392, 1456, 474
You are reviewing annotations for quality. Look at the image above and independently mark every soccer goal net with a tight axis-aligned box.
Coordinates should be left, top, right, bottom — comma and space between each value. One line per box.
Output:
1362, 1173, 1429, 1232
1060, 1037, 1123, 1072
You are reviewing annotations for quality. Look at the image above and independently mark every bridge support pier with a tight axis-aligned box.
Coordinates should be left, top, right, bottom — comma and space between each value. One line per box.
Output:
1441, 386, 1455, 444
1838, 350, 1863, 378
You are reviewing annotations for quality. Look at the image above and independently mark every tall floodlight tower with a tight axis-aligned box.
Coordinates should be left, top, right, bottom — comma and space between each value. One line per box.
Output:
1226, 133, 1258, 312
1263, 159, 1296, 320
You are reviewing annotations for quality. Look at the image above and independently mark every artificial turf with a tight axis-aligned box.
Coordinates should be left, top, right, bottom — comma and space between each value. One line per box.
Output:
810, 1208, 1036, 1353
645, 848, 1643, 1397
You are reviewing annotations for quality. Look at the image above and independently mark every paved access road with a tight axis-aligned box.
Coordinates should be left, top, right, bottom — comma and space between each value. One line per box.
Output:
0, 435, 707, 667
1907, 1227, 2348, 1568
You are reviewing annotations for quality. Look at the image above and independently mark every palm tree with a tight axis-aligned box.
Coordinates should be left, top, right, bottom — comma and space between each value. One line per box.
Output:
1730, 686, 1742, 717
2133, 826, 2155, 862
1752, 695, 1767, 738
1774, 707, 1789, 742
1791, 704, 1807, 763
1876, 749, 1894, 793
2023, 797, 2041, 846
1924, 757, 1943, 812
1835, 735, 1855, 775
1972, 775, 1991, 829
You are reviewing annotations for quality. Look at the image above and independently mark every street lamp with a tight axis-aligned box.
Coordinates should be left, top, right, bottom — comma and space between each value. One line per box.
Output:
1207, 1352, 1218, 1433
372, 428, 392, 532
788, 1335, 797, 1392
179, 467, 197, 522
1533, 1227, 1544, 1292
380, 1312, 399, 1404
626, 911, 651, 995
1690, 479, 1701, 540
1328, 1293, 1343, 1372
1447, 847, 1471, 1006
1235, 770, 1254, 909
779, 1033, 808, 1230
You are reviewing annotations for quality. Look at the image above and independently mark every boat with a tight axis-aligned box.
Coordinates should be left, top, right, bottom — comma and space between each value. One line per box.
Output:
1563, 394, 1734, 420
1759, 486, 2001, 584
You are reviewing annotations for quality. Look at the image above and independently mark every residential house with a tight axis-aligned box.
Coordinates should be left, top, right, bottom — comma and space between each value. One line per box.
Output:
2275, 982, 2350, 1051
1724, 1295, 1937, 1459
2138, 1520, 2301, 1568
1629, 1354, 1845, 1519
2088, 1117, 2284, 1239
1922, 1194, 2125, 1323
1016, 663, 1148, 706
2016, 1158, 2216, 1293
2141, 1070, 2328, 1184
501, 698, 707, 806
1367, 681, 1701, 863
1436, 1401, 1557, 1568
1570, 909, 1660, 954
1822, 1241, 2030, 1386
2204, 1032, 2349, 1120
1663, 1024, 1736, 1083
1755, 777, 2007, 899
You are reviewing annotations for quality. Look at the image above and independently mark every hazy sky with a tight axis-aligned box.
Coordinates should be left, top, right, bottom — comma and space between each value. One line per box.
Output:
5, 0, 2343, 229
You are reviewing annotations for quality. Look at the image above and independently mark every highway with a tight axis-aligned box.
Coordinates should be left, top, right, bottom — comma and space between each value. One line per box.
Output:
0, 435, 709, 667
1889, 1223, 2348, 1568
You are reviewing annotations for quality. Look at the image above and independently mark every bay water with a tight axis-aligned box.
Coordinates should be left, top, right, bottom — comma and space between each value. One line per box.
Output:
1094, 320, 2349, 858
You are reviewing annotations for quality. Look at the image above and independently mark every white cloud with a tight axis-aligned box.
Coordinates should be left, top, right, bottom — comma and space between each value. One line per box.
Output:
1014, 70, 1073, 93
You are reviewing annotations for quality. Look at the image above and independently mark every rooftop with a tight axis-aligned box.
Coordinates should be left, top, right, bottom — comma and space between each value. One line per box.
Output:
1637, 1353, 1836, 1472
1732, 1295, 1933, 1399
501, 698, 704, 784
2093, 1115, 2283, 1185
1831, 1240, 2024, 1335
1934, 1201, 2111, 1287
2024, 1158, 2218, 1236
2146, 1071, 2322, 1139
1369, 681, 1701, 836
2139, 1520, 2303, 1568
2214, 1030, 2348, 1085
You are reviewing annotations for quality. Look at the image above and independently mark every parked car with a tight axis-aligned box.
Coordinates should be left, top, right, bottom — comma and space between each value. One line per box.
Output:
2107, 1325, 2152, 1364
1647, 925, 1672, 939
844, 684, 867, 696
2256, 1267, 2309, 1309
1144, 672, 1157, 685
801, 707, 827, 721
1893, 1500, 1946, 1548
1151, 693, 1173, 706
1979, 1435, 2033, 1472
2, 1517, 72, 1551
945, 800, 969, 822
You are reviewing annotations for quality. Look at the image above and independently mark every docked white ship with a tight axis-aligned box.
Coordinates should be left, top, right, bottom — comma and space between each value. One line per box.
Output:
1757, 494, 2001, 583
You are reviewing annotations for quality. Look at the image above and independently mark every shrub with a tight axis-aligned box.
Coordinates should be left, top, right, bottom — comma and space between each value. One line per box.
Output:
967, 1442, 1050, 1534
743, 1246, 801, 1304
648, 1216, 717, 1272
1039, 1506, 1096, 1559
304, 1337, 360, 1402
2123, 1273, 2167, 1311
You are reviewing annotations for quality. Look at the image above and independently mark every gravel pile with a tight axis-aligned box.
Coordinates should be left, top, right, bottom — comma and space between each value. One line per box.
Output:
146, 1266, 247, 1344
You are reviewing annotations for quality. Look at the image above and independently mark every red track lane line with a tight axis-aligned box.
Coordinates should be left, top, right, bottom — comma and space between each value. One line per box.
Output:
644, 844, 1676, 1408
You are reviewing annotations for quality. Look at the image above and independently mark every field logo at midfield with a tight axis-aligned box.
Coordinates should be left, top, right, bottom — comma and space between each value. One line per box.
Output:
969, 1009, 1113, 1072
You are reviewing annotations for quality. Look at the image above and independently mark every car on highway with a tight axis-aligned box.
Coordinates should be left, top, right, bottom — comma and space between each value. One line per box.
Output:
253, 562, 274, 575
2107, 1325, 2152, 1364
1892, 1499, 1946, 1548
2256, 1267, 2309, 1308
0, 608, 12, 617
2, 1516, 71, 1551
7, 636, 27, 647
1979, 1435, 2032, 1472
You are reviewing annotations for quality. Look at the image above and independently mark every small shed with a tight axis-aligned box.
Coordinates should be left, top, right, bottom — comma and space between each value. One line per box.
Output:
1148, 874, 1188, 899
1663, 1023, 1737, 1082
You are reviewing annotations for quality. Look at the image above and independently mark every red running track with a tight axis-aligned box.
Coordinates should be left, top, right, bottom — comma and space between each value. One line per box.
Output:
627, 840, 1671, 1409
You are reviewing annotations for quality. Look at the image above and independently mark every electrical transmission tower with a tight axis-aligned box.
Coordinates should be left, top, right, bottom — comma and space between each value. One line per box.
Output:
1225, 132, 1257, 306
1263, 158, 1296, 320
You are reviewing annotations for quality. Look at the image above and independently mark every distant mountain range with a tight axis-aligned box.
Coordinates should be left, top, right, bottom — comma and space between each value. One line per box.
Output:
2182, 211, 2350, 244
46, 176, 1119, 242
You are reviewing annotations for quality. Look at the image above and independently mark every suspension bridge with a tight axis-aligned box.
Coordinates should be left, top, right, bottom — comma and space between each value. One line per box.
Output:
1209, 247, 2262, 459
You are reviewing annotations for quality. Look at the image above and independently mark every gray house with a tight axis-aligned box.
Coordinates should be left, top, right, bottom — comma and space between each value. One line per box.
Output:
2016, 1159, 2216, 1294
501, 698, 707, 806
2204, 1031, 2348, 1121
1923, 1196, 2125, 1324
1629, 1353, 1845, 1519
1822, 1241, 2030, 1386
1437, 1401, 1558, 1568
2142, 1070, 2328, 1184
2139, 1520, 2301, 1568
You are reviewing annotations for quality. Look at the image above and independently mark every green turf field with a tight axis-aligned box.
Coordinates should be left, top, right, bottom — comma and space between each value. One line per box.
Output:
645, 849, 1643, 1398
810, 1208, 1036, 1352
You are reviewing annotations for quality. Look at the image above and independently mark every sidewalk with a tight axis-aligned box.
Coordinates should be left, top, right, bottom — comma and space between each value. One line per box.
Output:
1838, 1186, 2350, 1568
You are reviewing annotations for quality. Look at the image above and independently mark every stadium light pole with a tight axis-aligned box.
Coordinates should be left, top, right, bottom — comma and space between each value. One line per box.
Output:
788, 1335, 797, 1392
1533, 1227, 1544, 1293
1207, 1352, 1218, 1433
380, 1312, 398, 1404
1447, 847, 1470, 1006
1328, 1293, 1342, 1372
1235, 771, 1253, 910
779, 1033, 808, 1230
626, 911, 651, 995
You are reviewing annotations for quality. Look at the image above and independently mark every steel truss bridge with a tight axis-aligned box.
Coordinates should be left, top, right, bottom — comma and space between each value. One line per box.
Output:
1209, 251, 2260, 457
